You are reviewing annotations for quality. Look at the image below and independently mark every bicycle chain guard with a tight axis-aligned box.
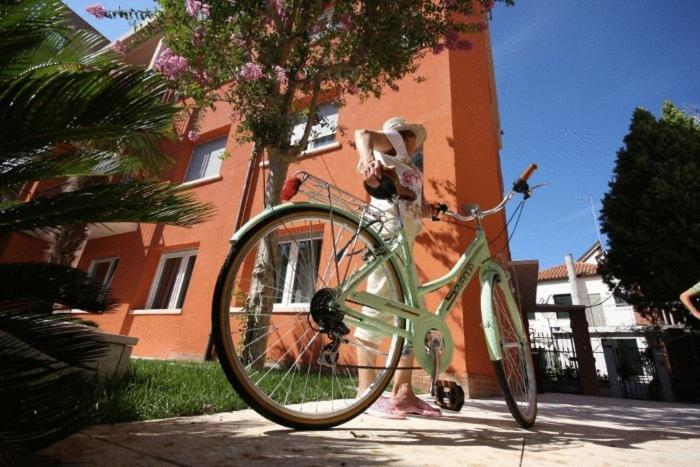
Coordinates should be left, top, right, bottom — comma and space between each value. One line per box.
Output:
412, 314, 453, 376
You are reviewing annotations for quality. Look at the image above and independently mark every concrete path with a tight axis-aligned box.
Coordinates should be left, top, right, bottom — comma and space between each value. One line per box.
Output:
42, 393, 700, 466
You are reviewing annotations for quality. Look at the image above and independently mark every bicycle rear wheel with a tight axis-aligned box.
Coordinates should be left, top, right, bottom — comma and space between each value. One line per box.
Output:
483, 273, 537, 428
212, 205, 406, 429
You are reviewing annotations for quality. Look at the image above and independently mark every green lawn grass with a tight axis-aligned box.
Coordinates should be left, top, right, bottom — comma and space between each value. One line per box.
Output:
91, 359, 248, 424
90, 358, 356, 424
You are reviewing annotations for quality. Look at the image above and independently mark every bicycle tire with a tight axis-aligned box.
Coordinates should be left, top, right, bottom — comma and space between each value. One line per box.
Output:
212, 204, 407, 429
484, 274, 538, 428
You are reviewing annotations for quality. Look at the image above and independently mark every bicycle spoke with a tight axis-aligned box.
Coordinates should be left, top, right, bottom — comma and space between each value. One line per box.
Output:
490, 276, 536, 426
215, 209, 405, 426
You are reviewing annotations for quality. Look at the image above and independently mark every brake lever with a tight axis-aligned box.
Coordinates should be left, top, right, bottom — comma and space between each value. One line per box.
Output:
431, 203, 448, 221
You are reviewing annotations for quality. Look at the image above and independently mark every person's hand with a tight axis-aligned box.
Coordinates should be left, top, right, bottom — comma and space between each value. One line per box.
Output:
362, 159, 383, 188
423, 202, 448, 220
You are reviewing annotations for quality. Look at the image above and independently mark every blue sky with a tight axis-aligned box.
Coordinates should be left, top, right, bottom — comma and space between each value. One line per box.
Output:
490, 0, 700, 267
66, 1, 700, 268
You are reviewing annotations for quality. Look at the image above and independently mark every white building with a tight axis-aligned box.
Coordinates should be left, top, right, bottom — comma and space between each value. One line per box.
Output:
532, 242, 646, 378
535, 242, 637, 329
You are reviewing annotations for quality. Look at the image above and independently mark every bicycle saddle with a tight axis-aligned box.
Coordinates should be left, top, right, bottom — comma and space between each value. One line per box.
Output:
363, 165, 417, 201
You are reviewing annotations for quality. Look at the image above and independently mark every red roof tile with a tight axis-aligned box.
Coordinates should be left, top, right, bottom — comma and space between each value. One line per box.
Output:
538, 262, 598, 281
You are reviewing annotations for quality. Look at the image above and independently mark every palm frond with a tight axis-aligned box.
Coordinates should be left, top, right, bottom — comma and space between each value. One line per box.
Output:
0, 263, 115, 312
11, 29, 116, 80
0, 181, 215, 233
0, 0, 67, 74
0, 1, 112, 82
0, 68, 178, 172
0, 302, 109, 452
0, 304, 108, 367
0, 150, 149, 188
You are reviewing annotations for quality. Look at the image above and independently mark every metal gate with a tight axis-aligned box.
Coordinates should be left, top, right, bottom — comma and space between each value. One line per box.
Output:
664, 331, 700, 403
601, 339, 660, 401
530, 330, 581, 394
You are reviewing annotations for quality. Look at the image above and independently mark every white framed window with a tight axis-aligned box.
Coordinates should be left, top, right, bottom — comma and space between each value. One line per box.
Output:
88, 257, 119, 289
290, 103, 339, 151
145, 249, 197, 311
273, 236, 323, 310
183, 137, 226, 183
587, 293, 607, 327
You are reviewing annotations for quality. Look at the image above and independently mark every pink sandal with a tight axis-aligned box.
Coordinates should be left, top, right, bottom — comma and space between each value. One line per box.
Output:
393, 398, 442, 417
366, 396, 407, 419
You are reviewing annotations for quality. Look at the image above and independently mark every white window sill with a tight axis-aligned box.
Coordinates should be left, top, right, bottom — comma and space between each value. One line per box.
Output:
131, 308, 183, 315
178, 174, 222, 189
229, 304, 310, 313
53, 309, 88, 314
259, 142, 342, 168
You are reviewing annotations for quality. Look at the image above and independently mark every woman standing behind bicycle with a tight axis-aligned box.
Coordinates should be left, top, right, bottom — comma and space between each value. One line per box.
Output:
354, 117, 442, 418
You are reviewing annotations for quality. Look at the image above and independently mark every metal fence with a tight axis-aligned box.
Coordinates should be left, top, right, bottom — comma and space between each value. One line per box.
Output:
530, 331, 581, 394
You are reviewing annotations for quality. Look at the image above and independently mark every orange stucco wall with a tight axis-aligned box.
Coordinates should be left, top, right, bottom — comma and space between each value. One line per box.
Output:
2, 17, 508, 395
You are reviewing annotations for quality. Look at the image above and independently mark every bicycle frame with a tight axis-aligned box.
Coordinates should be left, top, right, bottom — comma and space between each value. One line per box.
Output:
329, 203, 517, 373
229, 200, 521, 374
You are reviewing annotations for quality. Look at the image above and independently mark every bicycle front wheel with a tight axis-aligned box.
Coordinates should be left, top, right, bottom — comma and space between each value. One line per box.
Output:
212, 205, 407, 429
483, 273, 538, 428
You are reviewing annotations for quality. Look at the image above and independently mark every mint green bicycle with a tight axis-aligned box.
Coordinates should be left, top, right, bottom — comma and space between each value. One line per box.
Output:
212, 164, 539, 430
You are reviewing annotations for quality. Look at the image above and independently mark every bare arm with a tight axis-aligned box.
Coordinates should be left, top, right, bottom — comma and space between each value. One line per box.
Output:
680, 289, 700, 320
354, 129, 393, 188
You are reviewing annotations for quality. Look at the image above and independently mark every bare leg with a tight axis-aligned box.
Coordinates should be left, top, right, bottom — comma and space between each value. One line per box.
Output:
390, 350, 441, 415
356, 339, 377, 395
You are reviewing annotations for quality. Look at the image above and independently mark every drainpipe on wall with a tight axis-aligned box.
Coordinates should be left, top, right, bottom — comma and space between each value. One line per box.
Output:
565, 253, 581, 305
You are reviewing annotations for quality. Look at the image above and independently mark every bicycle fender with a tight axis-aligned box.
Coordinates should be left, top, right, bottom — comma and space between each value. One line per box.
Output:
229, 202, 408, 296
230, 202, 361, 242
479, 267, 503, 361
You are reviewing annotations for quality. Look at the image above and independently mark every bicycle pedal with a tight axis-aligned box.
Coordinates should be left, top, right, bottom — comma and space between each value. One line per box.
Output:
433, 380, 464, 412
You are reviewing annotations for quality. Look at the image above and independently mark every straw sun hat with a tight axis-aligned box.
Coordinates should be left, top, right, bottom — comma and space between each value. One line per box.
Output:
381, 117, 427, 148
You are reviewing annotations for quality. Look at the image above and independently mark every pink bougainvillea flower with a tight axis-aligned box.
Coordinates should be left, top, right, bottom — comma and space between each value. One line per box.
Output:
85, 4, 108, 19
201, 3, 211, 18
272, 65, 287, 84
339, 14, 353, 31
187, 130, 200, 142
112, 40, 127, 56
194, 68, 212, 86
153, 47, 190, 80
192, 26, 205, 45
432, 28, 473, 54
186, 0, 210, 18
267, 0, 286, 19
186, 0, 200, 16
239, 62, 263, 81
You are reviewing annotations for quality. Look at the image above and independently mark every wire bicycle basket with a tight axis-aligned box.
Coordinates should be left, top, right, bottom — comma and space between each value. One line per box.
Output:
280, 171, 387, 226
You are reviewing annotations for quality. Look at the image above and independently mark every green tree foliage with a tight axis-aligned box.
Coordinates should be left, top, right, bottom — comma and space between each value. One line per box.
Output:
599, 101, 700, 315
103, 0, 511, 203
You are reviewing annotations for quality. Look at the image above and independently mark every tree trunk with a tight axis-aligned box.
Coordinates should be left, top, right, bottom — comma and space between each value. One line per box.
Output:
242, 149, 292, 370
45, 177, 91, 267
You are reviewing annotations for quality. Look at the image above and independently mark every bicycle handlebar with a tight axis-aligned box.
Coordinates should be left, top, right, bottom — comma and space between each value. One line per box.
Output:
517, 163, 538, 185
439, 163, 539, 223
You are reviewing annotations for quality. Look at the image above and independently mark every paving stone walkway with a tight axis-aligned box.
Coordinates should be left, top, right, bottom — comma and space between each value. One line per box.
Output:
42, 393, 700, 466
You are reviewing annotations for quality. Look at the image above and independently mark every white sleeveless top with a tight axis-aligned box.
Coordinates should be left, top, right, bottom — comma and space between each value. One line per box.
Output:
370, 129, 423, 230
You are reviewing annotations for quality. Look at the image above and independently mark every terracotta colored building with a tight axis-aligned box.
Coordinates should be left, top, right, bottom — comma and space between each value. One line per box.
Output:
3, 10, 512, 397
